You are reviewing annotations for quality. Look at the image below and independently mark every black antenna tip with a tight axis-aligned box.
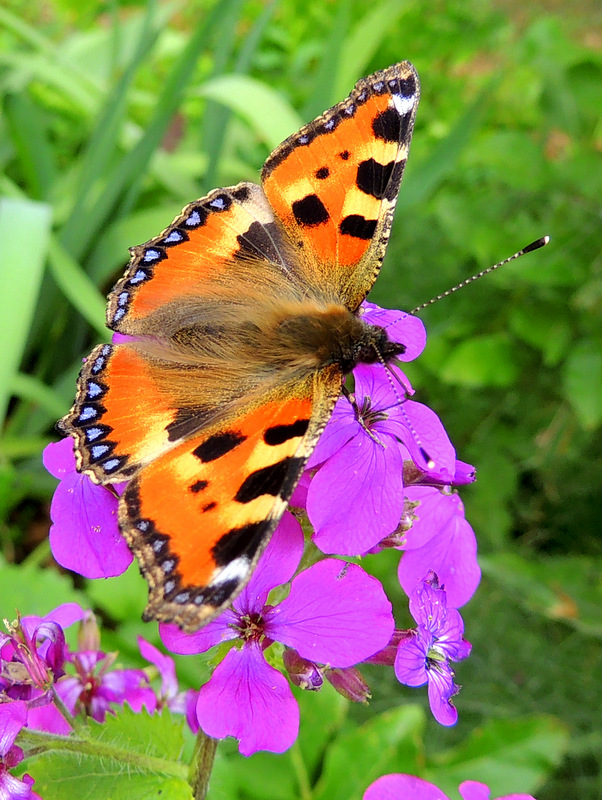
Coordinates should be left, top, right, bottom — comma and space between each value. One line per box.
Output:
522, 235, 550, 254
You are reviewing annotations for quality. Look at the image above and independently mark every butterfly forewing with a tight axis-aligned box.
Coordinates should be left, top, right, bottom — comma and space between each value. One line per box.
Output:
262, 61, 419, 309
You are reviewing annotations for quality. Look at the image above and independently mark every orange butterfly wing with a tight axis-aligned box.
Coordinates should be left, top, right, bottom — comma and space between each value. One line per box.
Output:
262, 61, 419, 308
62, 62, 420, 630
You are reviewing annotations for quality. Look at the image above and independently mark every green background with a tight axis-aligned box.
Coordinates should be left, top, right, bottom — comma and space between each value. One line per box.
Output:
0, 1, 600, 798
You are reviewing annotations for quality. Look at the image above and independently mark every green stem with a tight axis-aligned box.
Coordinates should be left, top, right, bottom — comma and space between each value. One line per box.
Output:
188, 729, 218, 800
19, 728, 188, 780
290, 740, 312, 800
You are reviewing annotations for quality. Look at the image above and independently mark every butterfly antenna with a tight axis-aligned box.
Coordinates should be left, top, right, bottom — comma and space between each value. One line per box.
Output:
410, 236, 550, 315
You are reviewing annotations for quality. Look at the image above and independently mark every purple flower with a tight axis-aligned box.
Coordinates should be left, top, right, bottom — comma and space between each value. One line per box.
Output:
306, 361, 458, 555
161, 513, 394, 755
44, 438, 132, 578
397, 487, 481, 608
1, 604, 84, 702
0, 700, 40, 799
394, 574, 471, 726
138, 637, 199, 733
57, 649, 156, 723
364, 774, 537, 800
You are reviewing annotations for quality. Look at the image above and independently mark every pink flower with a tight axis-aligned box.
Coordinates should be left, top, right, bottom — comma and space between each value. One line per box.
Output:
43, 438, 132, 578
394, 574, 471, 726
161, 514, 394, 755
364, 774, 537, 800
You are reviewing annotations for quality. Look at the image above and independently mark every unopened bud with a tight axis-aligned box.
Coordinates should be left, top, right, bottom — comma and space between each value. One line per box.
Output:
283, 648, 323, 691
325, 666, 371, 704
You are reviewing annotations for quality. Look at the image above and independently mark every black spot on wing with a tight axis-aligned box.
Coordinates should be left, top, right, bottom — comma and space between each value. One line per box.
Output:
232, 185, 251, 202
340, 215, 377, 240
264, 419, 309, 446
194, 431, 246, 463
235, 221, 282, 263
211, 521, 266, 567
372, 107, 409, 143
339, 150, 350, 160
235, 457, 303, 504
356, 158, 395, 199
166, 407, 212, 442
190, 480, 208, 493
292, 195, 329, 227
397, 75, 417, 98
315, 166, 330, 180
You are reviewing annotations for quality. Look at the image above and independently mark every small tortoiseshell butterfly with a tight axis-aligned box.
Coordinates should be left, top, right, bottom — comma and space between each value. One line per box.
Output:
61, 62, 420, 631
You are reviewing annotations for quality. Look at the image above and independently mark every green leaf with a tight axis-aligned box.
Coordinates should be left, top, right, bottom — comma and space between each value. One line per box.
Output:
199, 75, 303, 151
481, 553, 602, 639
313, 705, 425, 800
47, 238, 108, 338
428, 715, 569, 798
0, 197, 52, 425
562, 339, 602, 429
398, 87, 490, 210
25, 708, 191, 800
440, 333, 521, 387
0, 558, 87, 620
333, 0, 410, 101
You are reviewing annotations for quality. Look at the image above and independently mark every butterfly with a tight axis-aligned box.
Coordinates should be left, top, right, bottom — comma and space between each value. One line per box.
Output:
60, 61, 420, 631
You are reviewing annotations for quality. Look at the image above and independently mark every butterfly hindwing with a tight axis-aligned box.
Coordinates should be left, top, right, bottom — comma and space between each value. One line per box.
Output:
120, 371, 340, 630
262, 61, 419, 309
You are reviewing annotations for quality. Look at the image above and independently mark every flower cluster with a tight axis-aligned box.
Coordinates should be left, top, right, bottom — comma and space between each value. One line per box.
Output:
0, 606, 197, 752
364, 773, 537, 800
40, 302, 480, 756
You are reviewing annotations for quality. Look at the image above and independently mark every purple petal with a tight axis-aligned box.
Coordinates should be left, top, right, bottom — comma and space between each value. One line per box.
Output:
394, 631, 430, 687
360, 302, 427, 362
459, 783, 537, 800
408, 578, 448, 630
0, 770, 36, 799
388, 400, 456, 479
427, 662, 459, 726
307, 435, 404, 555
399, 495, 481, 608
49, 471, 132, 578
43, 603, 85, 630
364, 774, 449, 800
265, 560, 394, 667
26, 700, 71, 735
138, 637, 177, 699
43, 438, 76, 479
400, 487, 453, 551
160, 610, 238, 656
196, 643, 299, 755
458, 783, 491, 800
435, 608, 471, 662
452, 460, 477, 485
235, 512, 303, 614
0, 701, 27, 756
308, 397, 359, 469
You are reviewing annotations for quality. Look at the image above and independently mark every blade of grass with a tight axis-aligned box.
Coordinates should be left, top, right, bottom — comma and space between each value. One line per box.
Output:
333, 0, 413, 102
59, 0, 237, 261
68, 1, 161, 223
10, 373, 67, 421
398, 86, 490, 210
199, 75, 303, 151
0, 197, 52, 425
4, 93, 56, 200
199, 0, 245, 192
47, 239, 108, 339
301, 0, 351, 121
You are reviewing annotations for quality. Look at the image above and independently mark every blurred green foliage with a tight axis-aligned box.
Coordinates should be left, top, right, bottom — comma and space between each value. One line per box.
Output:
0, 0, 600, 798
